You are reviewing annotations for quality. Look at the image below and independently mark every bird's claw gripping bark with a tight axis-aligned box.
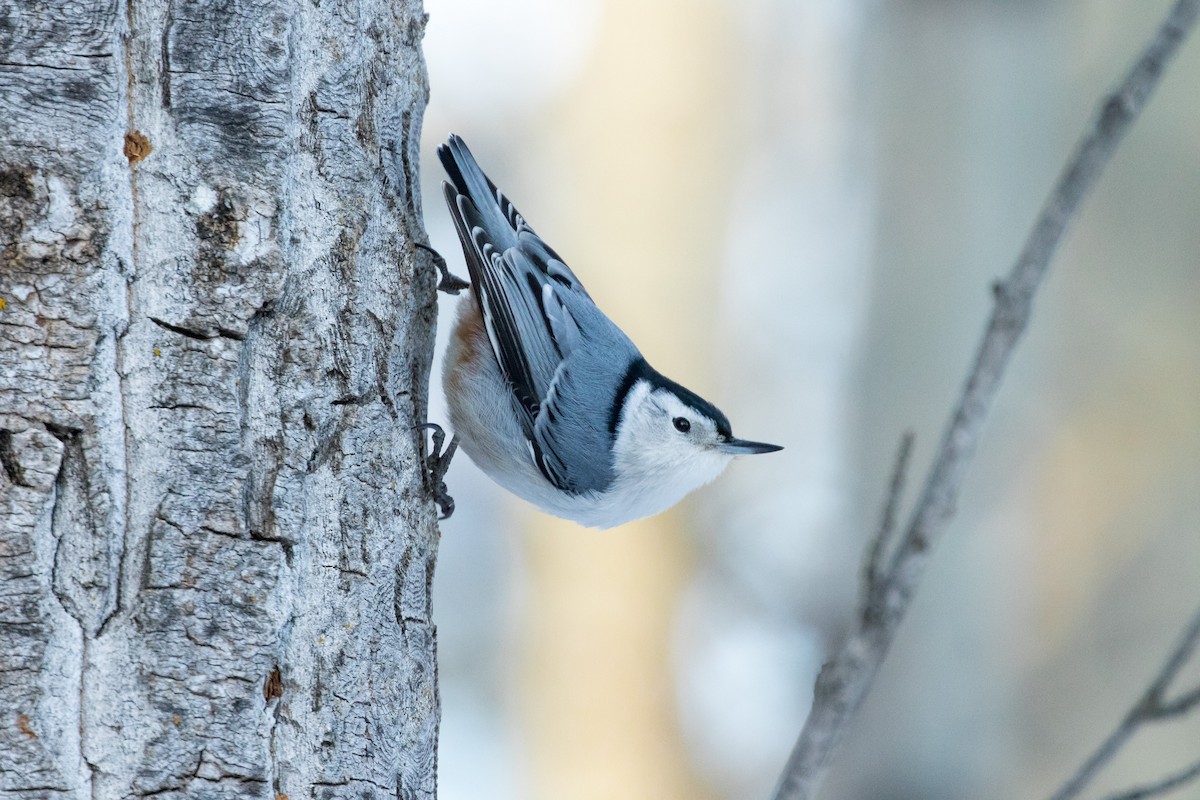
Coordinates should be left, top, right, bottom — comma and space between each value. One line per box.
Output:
415, 242, 470, 295
413, 423, 458, 521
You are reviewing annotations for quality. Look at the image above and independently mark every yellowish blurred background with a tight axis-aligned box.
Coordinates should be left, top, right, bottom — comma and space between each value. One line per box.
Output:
419, 2, 1200, 798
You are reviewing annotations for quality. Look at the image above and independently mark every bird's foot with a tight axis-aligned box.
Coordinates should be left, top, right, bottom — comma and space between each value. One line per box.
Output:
413, 422, 458, 521
415, 242, 470, 295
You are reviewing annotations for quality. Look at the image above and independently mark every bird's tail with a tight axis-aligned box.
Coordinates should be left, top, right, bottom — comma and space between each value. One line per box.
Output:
438, 134, 526, 248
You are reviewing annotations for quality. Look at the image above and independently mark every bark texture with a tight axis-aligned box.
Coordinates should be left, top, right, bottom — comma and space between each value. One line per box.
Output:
0, 0, 441, 797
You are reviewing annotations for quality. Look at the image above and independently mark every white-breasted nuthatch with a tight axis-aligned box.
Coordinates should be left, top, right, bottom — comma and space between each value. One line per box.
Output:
429, 134, 781, 528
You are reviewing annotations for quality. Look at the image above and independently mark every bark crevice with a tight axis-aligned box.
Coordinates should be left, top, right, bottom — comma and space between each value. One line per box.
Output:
2, 0, 439, 795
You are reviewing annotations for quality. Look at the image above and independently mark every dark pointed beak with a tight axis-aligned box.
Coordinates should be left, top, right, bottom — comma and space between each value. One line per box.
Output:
717, 437, 783, 456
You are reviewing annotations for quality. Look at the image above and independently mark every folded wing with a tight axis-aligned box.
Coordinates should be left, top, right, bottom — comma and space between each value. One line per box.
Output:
439, 134, 621, 494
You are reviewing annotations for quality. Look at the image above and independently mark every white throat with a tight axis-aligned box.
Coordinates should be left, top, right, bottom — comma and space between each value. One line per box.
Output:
606, 381, 733, 523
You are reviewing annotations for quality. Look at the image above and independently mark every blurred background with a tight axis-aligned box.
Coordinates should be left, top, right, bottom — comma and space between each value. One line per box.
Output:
416, 1, 1200, 798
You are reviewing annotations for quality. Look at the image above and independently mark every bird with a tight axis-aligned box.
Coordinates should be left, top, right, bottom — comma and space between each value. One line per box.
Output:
429, 134, 781, 529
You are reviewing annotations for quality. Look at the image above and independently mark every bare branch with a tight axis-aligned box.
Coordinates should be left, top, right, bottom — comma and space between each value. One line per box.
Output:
1155, 684, 1200, 719
860, 431, 914, 618
1048, 602, 1200, 800
770, 3, 1200, 798
1143, 605, 1200, 709
1101, 758, 1200, 800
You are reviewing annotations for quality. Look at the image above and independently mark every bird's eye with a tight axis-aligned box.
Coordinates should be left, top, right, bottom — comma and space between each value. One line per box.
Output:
672, 417, 691, 433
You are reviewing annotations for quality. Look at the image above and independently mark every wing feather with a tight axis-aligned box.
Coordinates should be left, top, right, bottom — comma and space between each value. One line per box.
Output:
439, 134, 631, 494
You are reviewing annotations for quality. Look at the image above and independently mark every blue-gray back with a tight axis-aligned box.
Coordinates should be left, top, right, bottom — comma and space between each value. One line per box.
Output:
438, 135, 641, 494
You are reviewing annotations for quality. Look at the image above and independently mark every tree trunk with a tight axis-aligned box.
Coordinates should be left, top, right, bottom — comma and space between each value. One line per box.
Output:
0, 1, 441, 798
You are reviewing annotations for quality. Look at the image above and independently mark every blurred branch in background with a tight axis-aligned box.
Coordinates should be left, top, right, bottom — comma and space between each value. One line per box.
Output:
860, 431, 914, 617
1050, 602, 1200, 800
770, 2, 1200, 799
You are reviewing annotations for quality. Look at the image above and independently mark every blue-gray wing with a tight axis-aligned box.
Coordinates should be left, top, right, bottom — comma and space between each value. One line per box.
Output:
526, 287, 638, 494
439, 134, 629, 494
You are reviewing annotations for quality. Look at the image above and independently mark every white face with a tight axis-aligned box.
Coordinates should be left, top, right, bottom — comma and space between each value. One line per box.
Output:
610, 381, 734, 498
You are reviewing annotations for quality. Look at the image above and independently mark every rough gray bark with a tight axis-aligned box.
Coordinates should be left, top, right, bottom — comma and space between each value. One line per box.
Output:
1, 1, 442, 798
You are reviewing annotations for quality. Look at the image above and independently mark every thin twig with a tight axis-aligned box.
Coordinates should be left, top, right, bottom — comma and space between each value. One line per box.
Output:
769, 3, 1200, 799
1156, 684, 1200, 718
1101, 757, 1200, 800
1048, 603, 1200, 800
860, 431, 914, 617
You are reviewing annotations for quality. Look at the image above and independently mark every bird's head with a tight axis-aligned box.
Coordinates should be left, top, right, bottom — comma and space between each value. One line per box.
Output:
610, 362, 781, 498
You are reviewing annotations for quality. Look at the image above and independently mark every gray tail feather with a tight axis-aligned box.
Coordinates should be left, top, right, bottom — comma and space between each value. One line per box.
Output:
437, 134, 517, 242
